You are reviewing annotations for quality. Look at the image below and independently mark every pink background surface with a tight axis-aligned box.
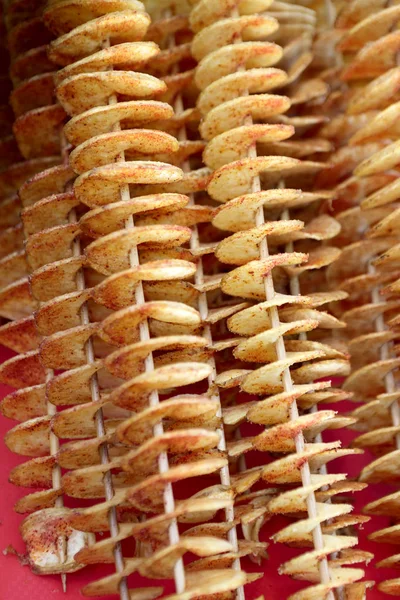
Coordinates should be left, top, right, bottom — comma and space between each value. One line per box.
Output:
0, 344, 397, 599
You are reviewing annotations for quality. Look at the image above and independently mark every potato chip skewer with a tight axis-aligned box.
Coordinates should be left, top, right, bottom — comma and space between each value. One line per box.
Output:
44, 4, 184, 596
197, 3, 334, 594
0, 2, 91, 586
0, 0, 70, 328
160, 6, 245, 594
339, 15, 400, 589
319, 2, 400, 595
191, 1, 369, 597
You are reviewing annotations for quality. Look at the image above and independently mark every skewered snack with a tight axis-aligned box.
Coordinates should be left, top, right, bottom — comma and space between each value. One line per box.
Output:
0, 18, 69, 573
0, 3, 93, 584
320, 2, 400, 596
0, 6, 25, 325
0, 0, 61, 331
0, 1, 100, 588
0, 4, 23, 263
190, 1, 371, 598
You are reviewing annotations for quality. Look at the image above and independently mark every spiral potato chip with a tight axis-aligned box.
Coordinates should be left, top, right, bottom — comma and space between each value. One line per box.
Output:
314, 3, 400, 596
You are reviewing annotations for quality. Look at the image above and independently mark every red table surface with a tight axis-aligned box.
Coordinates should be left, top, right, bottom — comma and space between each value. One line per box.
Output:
0, 344, 397, 599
